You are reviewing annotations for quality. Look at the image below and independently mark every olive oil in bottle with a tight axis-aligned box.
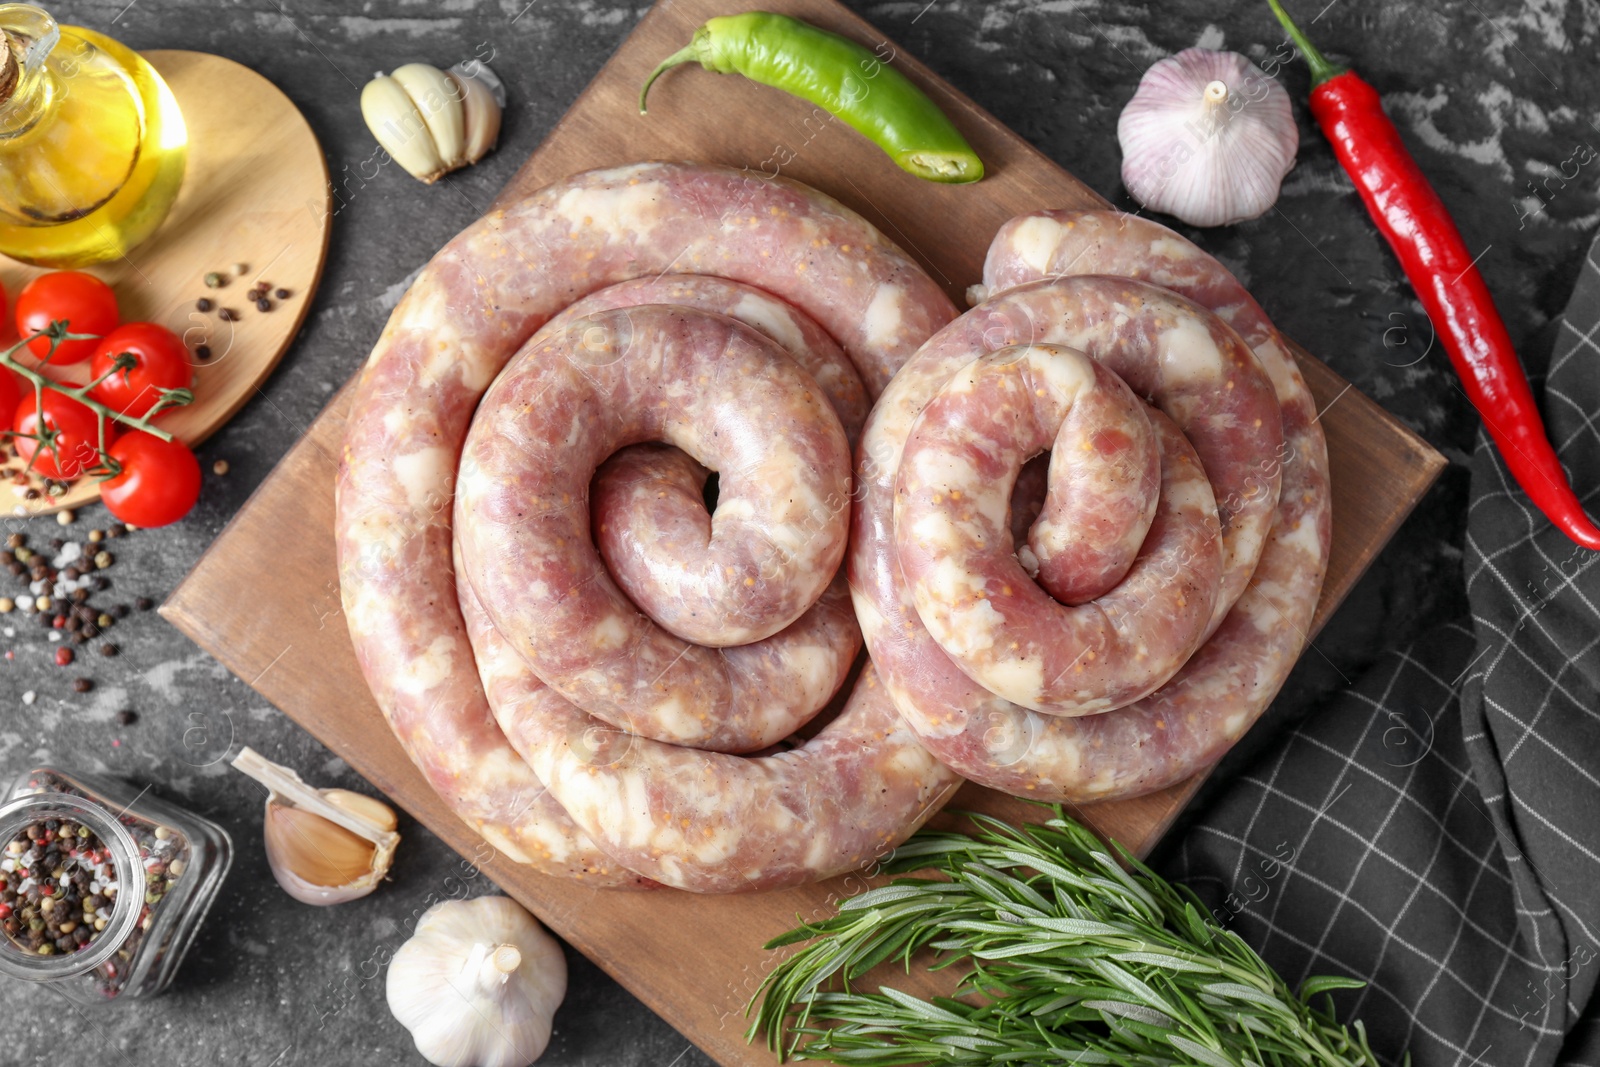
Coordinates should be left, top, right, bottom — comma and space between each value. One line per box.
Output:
0, 4, 187, 267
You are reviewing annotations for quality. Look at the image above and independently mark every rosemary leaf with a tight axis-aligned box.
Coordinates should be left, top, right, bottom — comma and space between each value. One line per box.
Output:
746, 807, 1391, 1067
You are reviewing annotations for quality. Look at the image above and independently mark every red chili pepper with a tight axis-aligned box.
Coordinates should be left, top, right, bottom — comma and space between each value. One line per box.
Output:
1269, 0, 1600, 550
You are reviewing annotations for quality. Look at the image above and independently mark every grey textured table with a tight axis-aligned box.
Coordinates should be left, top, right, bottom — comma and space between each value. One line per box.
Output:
1, 1, 1595, 1064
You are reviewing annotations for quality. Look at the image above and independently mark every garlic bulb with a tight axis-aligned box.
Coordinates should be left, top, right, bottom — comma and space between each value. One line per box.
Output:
387, 896, 567, 1067
231, 747, 400, 906
1117, 48, 1298, 227
361, 59, 504, 184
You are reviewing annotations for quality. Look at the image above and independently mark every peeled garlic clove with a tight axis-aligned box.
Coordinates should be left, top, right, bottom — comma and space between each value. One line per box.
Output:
324, 788, 400, 832
447, 62, 503, 166
390, 62, 467, 169
1117, 48, 1298, 227
362, 74, 448, 184
232, 747, 401, 906
264, 805, 378, 891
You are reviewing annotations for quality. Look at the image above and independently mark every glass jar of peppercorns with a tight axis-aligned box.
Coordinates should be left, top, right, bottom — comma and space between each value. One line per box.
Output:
0, 766, 231, 1004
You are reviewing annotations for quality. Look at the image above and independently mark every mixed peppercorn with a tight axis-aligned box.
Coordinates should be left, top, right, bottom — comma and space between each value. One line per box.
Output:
1, 818, 120, 956
1, 788, 191, 995
0, 528, 155, 710
192, 263, 292, 353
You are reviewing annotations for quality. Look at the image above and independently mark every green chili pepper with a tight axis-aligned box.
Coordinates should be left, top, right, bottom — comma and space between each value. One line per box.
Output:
639, 12, 983, 184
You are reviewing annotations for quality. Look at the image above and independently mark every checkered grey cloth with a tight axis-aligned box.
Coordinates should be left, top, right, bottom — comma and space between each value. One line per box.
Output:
1164, 231, 1600, 1067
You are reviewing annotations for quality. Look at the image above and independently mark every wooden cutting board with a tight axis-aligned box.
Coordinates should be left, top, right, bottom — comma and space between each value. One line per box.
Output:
0, 51, 330, 517
162, 0, 1447, 1063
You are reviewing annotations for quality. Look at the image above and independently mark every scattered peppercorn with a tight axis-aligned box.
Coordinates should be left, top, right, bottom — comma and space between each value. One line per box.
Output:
275, 288, 291, 300
134, 597, 152, 612
4, 534, 21, 549
97, 614, 113, 629
217, 308, 237, 322
99, 644, 118, 658
114, 710, 137, 726
255, 297, 271, 313
203, 272, 224, 289
231, 262, 248, 275
55, 510, 74, 526
93, 551, 112, 569
194, 298, 212, 313
195, 345, 212, 361
112, 605, 130, 619
71, 678, 92, 693
54, 647, 72, 667
212, 460, 229, 476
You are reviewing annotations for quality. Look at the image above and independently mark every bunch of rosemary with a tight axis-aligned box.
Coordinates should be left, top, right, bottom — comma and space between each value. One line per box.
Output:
748, 809, 1393, 1066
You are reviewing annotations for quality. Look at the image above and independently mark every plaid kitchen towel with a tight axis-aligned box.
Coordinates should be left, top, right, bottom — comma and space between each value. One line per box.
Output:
1164, 229, 1600, 1067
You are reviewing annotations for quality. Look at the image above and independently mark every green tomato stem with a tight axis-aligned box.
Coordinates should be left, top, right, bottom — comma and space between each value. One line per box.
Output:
1, 331, 182, 451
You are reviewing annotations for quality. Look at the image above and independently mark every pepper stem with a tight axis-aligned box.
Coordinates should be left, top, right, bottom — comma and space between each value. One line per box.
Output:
1266, 0, 1347, 87
638, 42, 700, 115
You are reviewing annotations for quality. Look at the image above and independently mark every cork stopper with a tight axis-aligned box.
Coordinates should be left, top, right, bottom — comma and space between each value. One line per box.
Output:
0, 33, 17, 108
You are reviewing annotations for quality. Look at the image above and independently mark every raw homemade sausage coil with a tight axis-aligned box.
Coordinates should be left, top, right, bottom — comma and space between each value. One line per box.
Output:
851, 210, 1332, 801
340, 158, 1332, 892
337, 162, 963, 892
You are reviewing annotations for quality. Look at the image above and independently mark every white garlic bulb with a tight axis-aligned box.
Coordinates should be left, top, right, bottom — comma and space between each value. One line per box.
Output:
1117, 48, 1298, 227
387, 896, 567, 1067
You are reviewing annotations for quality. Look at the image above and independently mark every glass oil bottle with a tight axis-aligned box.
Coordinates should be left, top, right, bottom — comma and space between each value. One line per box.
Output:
0, 3, 187, 267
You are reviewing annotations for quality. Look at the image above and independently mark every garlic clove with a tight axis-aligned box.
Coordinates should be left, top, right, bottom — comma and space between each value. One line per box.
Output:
1117, 48, 1299, 227
361, 74, 448, 184
232, 747, 401, 906
446, 63, 503, 166
390, 62, 467, 169
264, 804, 378, 890
324, 788, 400, 832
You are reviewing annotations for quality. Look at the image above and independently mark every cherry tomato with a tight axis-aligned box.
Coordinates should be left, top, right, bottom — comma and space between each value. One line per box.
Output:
13, 391, 106, 479
0, 369, 19, 428
87, 323, 193, 419
15, 271, 119, 364
99, 431, 201, 528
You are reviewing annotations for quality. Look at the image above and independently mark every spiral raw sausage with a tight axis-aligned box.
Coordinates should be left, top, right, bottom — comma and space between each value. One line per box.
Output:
337, 162, 961, 889
849, 211, 1330, 801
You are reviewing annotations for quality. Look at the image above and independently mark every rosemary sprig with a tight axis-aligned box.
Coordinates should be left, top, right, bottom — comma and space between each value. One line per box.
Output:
1, 321, 190, 481
749, 808, 1397, 1067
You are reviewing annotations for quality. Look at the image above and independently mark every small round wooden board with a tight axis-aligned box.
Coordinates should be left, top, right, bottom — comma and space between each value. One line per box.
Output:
0, 49, 331, 517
